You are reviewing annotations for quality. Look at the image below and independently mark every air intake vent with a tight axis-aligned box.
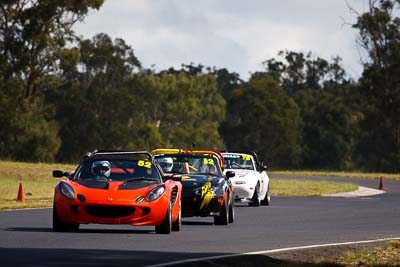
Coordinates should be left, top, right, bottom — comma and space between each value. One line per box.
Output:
171, 186, 178, 205
85, 205, 135, 218
140, 207, 151, 216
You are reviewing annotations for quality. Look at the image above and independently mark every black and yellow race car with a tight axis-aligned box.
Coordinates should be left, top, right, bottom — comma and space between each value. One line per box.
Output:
152, 149, 235, 225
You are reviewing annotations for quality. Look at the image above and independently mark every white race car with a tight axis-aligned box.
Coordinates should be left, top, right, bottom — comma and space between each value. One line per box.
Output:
222, 151, 270, 206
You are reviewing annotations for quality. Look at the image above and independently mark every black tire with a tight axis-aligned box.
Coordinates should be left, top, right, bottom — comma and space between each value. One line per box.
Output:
261, 186, 271, 206
228, 198, 234, 223
249, 184, 261, 207
155, 202, 172, 234
53, 205, 79, 232
214, 198, 228, 225
172, 201, 181, 232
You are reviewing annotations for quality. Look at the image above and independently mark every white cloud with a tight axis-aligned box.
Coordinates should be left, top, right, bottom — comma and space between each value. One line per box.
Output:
74, 0, 367, 80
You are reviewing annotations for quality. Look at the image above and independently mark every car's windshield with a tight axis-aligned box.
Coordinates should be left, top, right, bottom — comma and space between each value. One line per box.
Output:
223, 154, 255, 170
155, 154, 222, 176
73, 159, 161, 182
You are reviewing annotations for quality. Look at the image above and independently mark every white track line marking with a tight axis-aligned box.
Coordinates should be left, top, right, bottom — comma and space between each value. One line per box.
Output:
146, 237, 400, 267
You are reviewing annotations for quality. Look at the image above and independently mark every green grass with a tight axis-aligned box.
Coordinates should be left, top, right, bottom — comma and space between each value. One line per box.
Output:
0, 161, 75, 210
270, 179, 358, 197
271, 170, 400, 180
323, 240, 400, 266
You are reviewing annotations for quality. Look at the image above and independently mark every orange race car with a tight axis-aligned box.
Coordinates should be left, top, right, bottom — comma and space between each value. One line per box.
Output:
52, 150, 182, 234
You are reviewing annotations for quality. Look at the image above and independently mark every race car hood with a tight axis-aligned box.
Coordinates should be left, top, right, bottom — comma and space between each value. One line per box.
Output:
227, 170, 259, 181
68, 180, 159, 202
180, 174, 224, 189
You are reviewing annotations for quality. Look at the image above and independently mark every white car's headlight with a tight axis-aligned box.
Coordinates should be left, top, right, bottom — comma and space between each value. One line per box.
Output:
147, 185, 165, 202
59, 182, 75, 200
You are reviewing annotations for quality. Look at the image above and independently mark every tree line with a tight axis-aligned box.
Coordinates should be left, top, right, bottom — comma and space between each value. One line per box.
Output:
1, 0, 399, 172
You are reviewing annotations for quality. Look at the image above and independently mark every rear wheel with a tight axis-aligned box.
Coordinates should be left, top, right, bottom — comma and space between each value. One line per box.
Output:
214, 198, 228, 225
156, 202, 172, 234
53, 205, 79, 232
261, 186, 271, 206
249, 184, 261, 207
172, 201, 181, 231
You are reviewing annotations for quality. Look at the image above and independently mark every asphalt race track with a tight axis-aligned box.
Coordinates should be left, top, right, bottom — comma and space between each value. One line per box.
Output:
1, 175, 399, 267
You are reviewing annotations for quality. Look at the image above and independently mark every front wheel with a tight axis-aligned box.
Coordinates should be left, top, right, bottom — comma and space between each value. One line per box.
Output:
155, 202, 172, 234
172, 201, 181, 231
228, 198, 234, 223
261, 186, 271, 206
249, 184, 261, 207
214, 198, 228, 225
53, 205, 79, 232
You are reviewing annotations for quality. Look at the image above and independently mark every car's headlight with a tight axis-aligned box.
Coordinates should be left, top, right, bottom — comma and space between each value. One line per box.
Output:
59, 182, 75, 200
147, 185, 165, 202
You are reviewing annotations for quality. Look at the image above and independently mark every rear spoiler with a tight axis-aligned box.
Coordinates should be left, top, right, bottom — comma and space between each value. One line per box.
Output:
84, 149, 153, 161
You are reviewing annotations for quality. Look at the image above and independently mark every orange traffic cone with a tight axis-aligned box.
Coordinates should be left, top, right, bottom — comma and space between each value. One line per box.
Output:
378, 176, 385, 190
17, 182, 25, 202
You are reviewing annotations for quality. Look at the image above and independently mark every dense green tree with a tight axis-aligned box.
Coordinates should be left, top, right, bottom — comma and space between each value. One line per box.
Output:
0, 0, 103, 100
353, 0, 400, 171
147, 71, 226, 149
221, 74, 302, 168
47, 34, 226, 161
263, 51, 350, 95
0, 0, 103, 161
294, 88, 358, 169
46, 33, 142, 161
262, 51, 360, 169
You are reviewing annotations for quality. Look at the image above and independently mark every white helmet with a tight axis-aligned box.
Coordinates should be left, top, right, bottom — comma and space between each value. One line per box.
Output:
91, 161, 111, 178
158, 157, 173, 172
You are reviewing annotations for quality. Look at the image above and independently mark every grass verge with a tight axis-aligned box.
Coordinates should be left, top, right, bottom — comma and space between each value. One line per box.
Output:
271, 170, 400, 180
270, 179, 358, 197
0, 161, 75, 210
333, 240, 400, 266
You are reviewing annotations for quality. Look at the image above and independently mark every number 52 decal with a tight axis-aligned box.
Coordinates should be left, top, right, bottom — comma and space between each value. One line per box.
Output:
138, 160, 152, 168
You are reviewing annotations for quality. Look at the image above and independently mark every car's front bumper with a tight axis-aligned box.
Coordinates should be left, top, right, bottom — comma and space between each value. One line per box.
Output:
232, 184, 255, 200
54, 193, 170, 226
181, 195, 224, 217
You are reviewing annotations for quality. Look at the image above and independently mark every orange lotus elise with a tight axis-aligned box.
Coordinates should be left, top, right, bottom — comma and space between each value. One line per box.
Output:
52, 150, 182, 234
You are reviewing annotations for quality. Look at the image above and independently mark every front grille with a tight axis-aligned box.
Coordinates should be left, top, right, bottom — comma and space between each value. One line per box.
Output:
85, 205, 135, 218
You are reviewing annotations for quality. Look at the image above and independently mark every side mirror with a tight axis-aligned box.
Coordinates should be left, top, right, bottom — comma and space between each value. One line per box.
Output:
225, 171, 235, 179
167, 174, 182, 182
52, 170, 71, 179
52, 170, 64, 178
259, 165, 267, 172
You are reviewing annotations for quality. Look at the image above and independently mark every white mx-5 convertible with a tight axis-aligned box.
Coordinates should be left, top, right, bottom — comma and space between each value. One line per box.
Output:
222, 151, 270, 206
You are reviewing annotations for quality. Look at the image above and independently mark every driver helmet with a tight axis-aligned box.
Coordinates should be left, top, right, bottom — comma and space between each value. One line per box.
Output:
91, 160, 111, 178
158, 157, 173, 172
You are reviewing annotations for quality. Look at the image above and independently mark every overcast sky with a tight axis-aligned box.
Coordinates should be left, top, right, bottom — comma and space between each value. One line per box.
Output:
73, 0, 368, 80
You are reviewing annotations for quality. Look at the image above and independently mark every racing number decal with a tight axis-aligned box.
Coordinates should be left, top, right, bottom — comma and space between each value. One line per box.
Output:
138, 160, 151, 168
241, 155, 251, 161
200, 182, 214, 209
203, 158, 214, 165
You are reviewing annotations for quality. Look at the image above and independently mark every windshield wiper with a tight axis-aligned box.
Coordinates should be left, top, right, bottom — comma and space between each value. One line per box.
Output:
125, 177, 159, 183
